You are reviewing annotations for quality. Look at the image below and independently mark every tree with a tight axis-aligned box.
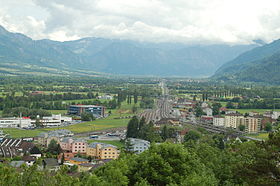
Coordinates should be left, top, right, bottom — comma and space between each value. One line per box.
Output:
265, 122, 272, 132
212, 102, 222, 115
238, 125, 245, 131
132, 106, 138, 114
184, 130, 201, 142
47, 139, 62, 155
226, 102, 235, 109
81, 112, 95, 121
126, 116, 139, 138
195, 105, 204, 117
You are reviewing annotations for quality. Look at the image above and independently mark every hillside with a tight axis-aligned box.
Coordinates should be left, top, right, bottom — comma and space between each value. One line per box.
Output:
0, 25, 256, 77
214, 39, 280, 82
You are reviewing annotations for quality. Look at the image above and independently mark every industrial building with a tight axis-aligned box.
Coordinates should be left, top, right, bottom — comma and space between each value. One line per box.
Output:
68, 105, 105, 118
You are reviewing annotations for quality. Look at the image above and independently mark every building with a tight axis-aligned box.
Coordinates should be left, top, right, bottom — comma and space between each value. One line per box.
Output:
59, 137, 74, 152
97, 95, 113, 100
69, 157, 88, 165
86, 142, 119, 160
36, 129, 74, 147
224, 114, 244, 129
0, 117, 32, 128
72, 139, 87, 154
244, 116, 261, 133
0, 138, 35, 157
213, 115, 225, 126
43, 158, 60, 171
202, 107, 213, 116
263, 111, 280, 120
68, 105, 105, 118
127, 138, 150, 154
31, 114, 72, 127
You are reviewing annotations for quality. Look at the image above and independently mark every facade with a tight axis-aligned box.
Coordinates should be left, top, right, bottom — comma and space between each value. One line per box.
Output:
0, 117, 32, 128
37, 129, 74, 147
68, 105, 105, 118
213, 116, 225, 126
224, 114, 244, 129
31, 114, 72, 127
59, 137, 74, 152
244, 116, 261, 133
127, 138, 150, 154
86, 142, 119, 160
72, 139, 87, 154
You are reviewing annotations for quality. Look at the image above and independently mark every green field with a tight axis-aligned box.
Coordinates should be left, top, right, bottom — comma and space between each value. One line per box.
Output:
2, 113, 131, 138
87, 140, 124, 148
49, 110, 68, 115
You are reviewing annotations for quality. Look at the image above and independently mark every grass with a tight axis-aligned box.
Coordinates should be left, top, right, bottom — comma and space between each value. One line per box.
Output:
87, 140, 124, 148
2, 112, 131, 138
246, 133, 269, 140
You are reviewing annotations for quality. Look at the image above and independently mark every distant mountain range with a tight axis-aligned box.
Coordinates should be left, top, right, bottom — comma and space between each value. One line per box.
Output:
0, 25, 257, 77
214, 39, 280, 83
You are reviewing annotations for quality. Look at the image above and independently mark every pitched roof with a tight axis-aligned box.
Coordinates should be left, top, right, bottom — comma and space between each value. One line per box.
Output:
43, 158, 59, 166
70, 157, 88, 162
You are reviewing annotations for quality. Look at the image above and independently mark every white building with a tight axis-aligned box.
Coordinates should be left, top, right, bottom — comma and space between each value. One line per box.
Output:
213, 116, 225, 126
97, 95, 113, 100
224, 114, 244, 128
203, 107, 213, 116
32, 114, 72, 127
272, 111, 280, 120
127, 138, 150, 154
0, 117, 32, 128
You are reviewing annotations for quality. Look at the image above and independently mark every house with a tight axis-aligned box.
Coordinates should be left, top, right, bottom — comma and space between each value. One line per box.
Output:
201, 116, 213, 123
58, 152, 75, 162
69, 157, 88, 165
0, 138, 35, 157
264, 111, 280, 120
43, 158, 60, 171
72, 139, 87, 154
213, 115, 225, 127
225, 110, 237, 115
78, 163, 96, 172
29, 146, 42, 158
22, 156, 36, 166
10, 161, 25, 168
86, 142, 119, 160
127, 138, 150, 154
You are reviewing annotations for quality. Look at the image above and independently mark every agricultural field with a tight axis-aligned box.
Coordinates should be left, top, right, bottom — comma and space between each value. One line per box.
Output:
49, 110, 68, 115
230, 109, 280, 114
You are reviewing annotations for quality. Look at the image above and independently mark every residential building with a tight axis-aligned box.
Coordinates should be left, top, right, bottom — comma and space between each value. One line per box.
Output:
213, 115, 225, 126
263, 111, 280, 120
72, 139, 87, 154
36, 129, 73, 147
224, 114, 244, 129
225, 110, 237, 115
0, 117, 32, 128
58, 152, 75, 162
244, 116, 261, 133
0, 138, 35, 157
59, 137, 74, 152
127, 138, 150, 154
86, 142, 119, 160
43, 158, 60, 171
68, 105, 105, 118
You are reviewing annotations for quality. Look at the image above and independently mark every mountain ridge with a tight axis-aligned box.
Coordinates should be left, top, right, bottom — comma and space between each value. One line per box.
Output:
0, 25, 257, 77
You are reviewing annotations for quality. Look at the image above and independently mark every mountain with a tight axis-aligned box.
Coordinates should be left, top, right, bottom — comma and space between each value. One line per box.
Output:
0, 25, 257, 77
214, 39, 280, 82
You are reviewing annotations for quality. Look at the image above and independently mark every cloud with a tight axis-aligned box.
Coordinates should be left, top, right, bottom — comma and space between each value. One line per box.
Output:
1, 0, 280, 44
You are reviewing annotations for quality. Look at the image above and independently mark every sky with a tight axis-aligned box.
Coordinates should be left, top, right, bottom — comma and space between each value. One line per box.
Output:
1, 0, 280, 44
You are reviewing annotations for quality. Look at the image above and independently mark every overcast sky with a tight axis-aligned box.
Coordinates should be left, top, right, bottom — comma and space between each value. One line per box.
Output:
1, 0, 280, 44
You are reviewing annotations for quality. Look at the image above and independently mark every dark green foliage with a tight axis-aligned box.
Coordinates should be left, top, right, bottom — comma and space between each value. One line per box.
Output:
265, 122, 272, 132
212, 102, 222, 115
47, 139, 62, 155
184, 130, 201, 142
238, 124, 245, 131
81, 112, 95, 121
